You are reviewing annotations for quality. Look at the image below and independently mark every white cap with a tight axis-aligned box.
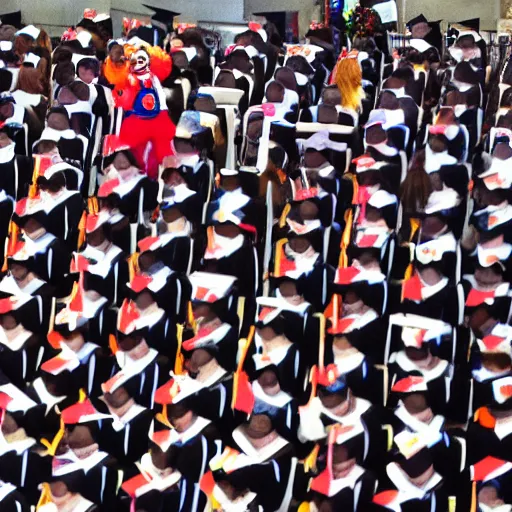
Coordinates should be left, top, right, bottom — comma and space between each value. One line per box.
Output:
0, 41, 13, 52
16, 25, 41, 40
23, 52, 40, 67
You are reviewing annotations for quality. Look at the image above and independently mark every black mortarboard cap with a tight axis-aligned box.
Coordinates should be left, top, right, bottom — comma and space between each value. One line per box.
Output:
457, 18, 480, 32
0, 11, 22, 29
406, 14, 428, 29
143, 4, 180, 32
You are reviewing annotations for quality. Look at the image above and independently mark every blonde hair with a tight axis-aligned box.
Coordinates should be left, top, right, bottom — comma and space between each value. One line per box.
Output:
334, 56, 365, 112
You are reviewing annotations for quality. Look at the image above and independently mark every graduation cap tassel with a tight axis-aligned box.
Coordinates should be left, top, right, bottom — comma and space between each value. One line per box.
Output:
279, 203, 291, 228
470, 480, 477, 512
315, 313, 326, 371
174, 323, 185, 375
36, 482, 52, 509
409, 218, 421, 242
2, 221, 18, 272
77, 211, 87, 250
28, 155, 42, 199
87, 197, 99, 215
339, 209, 353, 269
128, 253, 139, 282
274, 238, 288, 277
187, 302, 197, 333
109, 334, 118, 355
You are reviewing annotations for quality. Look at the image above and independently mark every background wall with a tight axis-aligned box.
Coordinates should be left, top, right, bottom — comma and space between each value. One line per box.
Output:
395, 0, 501, 31
0, 0, 503, 37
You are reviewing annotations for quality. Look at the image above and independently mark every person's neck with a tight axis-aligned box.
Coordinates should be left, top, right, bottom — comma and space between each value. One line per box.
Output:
108, 398, 136, 419
15, 272, 35, 289
197, 358, 223, 383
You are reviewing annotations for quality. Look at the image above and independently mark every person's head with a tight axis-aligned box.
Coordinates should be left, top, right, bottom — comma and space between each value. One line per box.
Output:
86, 225, 107, 248
77, 58, 99, 84
402, 393, 433, 423
0, 313, 18, 330
103, 386, 131, 409
221, 173, 240, 192
151, 443, 172, 471
405, 344, 431, 362
67, 424, 95, 451
134, 290, 155, 311
398, 448, 434, 487
137, 252, 157, 272
112, 150, 138, 171
334, 57, 362, 111
1, 411, 18, 435
186, 348, 214, 377
37, 172, 66, 195
15, 33, 36, 55
192, 302, 216, 322
469, 306, 497, 339
23, 216, 46, 239
0, 99, 14, 121
9, 262, 30, 282
167, 402, 195, 433
118, 333, 149, 360
16, 65, 43, 94
161, 167, 186, 187
47, 108, 71, 131
214, 223, 241, 239
288, 235, 312, 254
53, 61, 75, 87
129, 48, 150, 74
474, 264, 503, 287
318, 384, 349, 412
257, 368, 281, 396
278, 279, 303, 305
478, 483, 505, 508
244, 414, 275, 448
59, 328, 86, 352
332, 443, 357, 478
0, 131, 13, 149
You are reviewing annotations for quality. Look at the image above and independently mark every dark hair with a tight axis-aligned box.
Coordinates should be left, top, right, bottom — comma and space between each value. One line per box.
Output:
399, 149, 432, 213
77, 57, 100, 76
0, 69, 13, 93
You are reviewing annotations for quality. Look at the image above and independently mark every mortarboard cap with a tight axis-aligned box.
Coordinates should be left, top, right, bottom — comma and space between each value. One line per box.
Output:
189, 271, 237, 303
15, 25, 40, 40
406, 14, 428, 29
143, 4, 180, 32
457, 18, 480, 32
0, 11, 22, 29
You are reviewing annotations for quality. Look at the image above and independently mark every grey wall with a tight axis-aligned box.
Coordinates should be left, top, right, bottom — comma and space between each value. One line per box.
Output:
395, 0, 500, 31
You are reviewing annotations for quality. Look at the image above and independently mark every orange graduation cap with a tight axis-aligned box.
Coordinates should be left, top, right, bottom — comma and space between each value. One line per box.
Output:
471, 456, 512, 482
401, 273, 423, 302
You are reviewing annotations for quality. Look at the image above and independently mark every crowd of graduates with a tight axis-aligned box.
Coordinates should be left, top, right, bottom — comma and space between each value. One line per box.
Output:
0, 4, 512, 511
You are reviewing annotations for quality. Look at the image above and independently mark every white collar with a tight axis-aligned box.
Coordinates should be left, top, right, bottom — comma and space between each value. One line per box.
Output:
0, 274, 46, 296
252, 381, 292, 407
133, 454, 182, 496
494, 416, 512, 440
165, 416, 212, 448
334, 350, 366, 374
394, 352, 450, 382
319, 396, 371, 424
420, 275, 449, 300
32, 377, 67, 415
212, 484, 259, 512
0, 143, 15, 164
0, 433, 36, 456
232, 426, 290, 462
386, 462, 443, 500
394, 405, 445, 437
369, 142, 399, 157
110, 404, 146, 432
322, 464, 366, 496
0, 326, 32, 351
80, 244, 123, 278
0, 483, 16, 502
53, 449, 109, 476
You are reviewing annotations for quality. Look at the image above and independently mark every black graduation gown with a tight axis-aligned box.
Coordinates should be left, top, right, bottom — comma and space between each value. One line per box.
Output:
0, 332, 45, 390
109, 351, 171, 410
309, 469, 377, 512
0, 156, 33, 200
387, 353, 453, 417
371, 470, 450, 512
466, 416, 512, 465
157, 234, 195, 275
44, 190, 85, 252
0, 443, 52, 506
0, 195, 13, 265
0, 488, 30, 512
114, 176, 158, 224
52, 453, 120, 511
166, 420, 221, 511
389, 280, 462, 326
141, 310, 178, 364
24, 377, 74, 441
97, 406, 153, 467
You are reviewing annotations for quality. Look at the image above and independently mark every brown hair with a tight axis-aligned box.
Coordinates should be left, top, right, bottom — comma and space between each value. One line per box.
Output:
16, 66, 43, 94
399, 150, 432, 213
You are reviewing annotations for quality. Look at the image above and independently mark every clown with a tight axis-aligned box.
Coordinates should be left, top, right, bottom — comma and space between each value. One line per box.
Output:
104, 43, 175, 179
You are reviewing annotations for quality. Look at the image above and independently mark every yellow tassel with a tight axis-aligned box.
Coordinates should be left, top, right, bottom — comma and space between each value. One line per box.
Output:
128, 253, 139, 282
338, 208, 353, 268
409, 218, 421, 242
187, 302, 197, 332
109, 334, 118, 355
470, 480, 477, 512
47, 417, 65, 456
303, 444, 320, 473
155, 405, 172, 428
350, 174, 359, 205
297, 502, 311, 512
237, 297, 245, 331
36, 482, 52, 510
174, 323, 184, 375
315, 313, 326, 369
28, 155, 41, 199
273, 238, 288, 277
404, 262, 414, 280
279, 203, 291, 228
88, 197, 99, 215
448, 496, 456, 512
78, 389, 87, 403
